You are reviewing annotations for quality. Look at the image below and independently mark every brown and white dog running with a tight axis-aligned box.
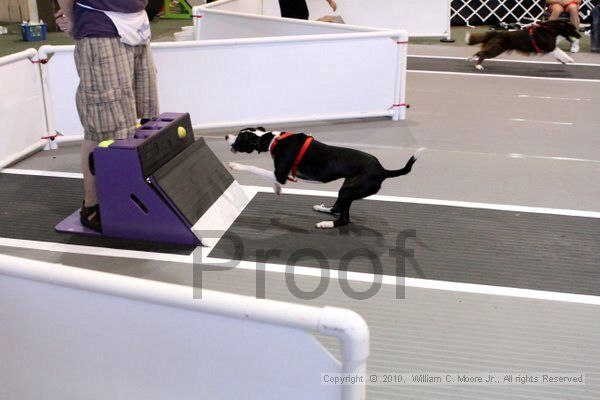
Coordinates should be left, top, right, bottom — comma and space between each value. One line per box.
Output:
466, 20, 581, 70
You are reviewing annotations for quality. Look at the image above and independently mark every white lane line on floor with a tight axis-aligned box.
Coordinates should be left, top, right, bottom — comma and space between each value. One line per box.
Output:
409, 54, 600, 67
199, 250, 600, 306
319, 143, 599, 164
0, 168, 83, 178
246, 185, 600, 219
0, 238, 193, 263
408, 70, 600, 83
517, 94, 594, 101
506, 153, 600, 163
510, 117, 573, 126
2, 235, 599, 305
423, 148, 600, 164
3, 168, 600, 215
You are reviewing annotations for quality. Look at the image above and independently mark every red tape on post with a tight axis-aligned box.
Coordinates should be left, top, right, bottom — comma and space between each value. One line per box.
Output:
41, 133, 62, 140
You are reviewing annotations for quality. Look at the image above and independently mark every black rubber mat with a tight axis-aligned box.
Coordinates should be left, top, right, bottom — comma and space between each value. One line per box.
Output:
0, 174, 194, 254
408, 56, 600, 80
210, 192, 600, 296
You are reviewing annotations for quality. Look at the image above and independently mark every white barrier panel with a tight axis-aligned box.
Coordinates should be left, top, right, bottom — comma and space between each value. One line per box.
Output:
204, 0, 451, 38
153, 34, 406, 126
196, 7, 375, 40
39, 46, 82, 137
0, 254, 368, 400
40, 28, 407, 134
0, 49, 48, 168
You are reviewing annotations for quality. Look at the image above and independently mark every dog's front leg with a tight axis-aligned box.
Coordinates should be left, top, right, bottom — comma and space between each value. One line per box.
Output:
227, 162, 282, 195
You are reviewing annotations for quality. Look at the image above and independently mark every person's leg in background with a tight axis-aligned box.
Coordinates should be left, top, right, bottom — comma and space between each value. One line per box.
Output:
278, 0, 309, 20
548, 3, 564, 21
566, 2, 581, 52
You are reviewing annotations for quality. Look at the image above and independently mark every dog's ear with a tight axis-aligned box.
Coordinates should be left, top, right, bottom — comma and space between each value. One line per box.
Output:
257, 127, 266, 132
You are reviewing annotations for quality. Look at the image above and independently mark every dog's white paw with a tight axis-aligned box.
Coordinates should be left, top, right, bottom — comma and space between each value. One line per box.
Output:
273, 182, 282, 196
467, 55, 477, 62
228, 162, 241, 171
316, 221, 335, 229
313, 204, 333, 214
475, 64, 484, 71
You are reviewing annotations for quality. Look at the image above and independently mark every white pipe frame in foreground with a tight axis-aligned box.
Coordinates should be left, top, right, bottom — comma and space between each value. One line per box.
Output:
0, 253, 369, 400
0, 48, 38, 67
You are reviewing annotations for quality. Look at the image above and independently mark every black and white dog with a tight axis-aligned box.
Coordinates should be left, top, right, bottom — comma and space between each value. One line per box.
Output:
226, 128, 422, 229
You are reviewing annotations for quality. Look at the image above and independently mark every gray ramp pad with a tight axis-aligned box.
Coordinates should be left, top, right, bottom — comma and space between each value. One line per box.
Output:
152, 137, 235, 225
209, 192, 600, 295
408, 56, 600, 80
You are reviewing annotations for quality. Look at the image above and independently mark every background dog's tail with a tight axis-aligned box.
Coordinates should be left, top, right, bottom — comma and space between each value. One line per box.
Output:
384, 148, 424, 179
465, 31, 496, 45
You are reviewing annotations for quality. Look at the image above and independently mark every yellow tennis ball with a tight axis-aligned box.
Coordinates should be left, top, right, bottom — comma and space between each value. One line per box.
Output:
177, 126, 187, 139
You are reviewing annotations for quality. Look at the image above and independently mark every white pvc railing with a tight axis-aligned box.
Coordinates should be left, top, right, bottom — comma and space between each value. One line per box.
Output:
0, 253, 369, 400
200, 0, 452, 39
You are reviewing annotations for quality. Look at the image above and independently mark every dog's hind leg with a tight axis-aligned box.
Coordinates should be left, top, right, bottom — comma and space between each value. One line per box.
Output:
313, 200, 339, 215
316, 200, 349, 229
315, 178, 381, 229
471, 43, 504, 70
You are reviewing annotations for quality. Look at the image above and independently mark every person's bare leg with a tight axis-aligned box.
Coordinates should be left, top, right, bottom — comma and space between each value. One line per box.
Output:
549, 4, 565, 46
566, 4, 580, 29
566, 4, 580, 52
81, 139, 99, 207
548, 4, 563, 20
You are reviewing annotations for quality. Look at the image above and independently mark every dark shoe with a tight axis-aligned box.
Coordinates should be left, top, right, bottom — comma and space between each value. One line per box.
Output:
80, 201, 102, 232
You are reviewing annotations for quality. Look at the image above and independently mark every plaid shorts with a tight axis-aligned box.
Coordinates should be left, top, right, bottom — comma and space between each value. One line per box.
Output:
74, 37, 159, 141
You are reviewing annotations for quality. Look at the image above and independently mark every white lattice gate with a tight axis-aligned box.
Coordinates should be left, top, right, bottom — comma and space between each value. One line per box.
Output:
451, 0, 596, 25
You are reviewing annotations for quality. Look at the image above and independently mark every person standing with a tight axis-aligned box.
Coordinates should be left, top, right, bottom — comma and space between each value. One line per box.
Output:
279, 0, 337, 20
55, 0, 159, 232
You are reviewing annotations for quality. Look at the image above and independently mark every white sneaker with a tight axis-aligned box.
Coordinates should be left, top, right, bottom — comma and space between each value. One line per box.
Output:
570, 39, 580, 53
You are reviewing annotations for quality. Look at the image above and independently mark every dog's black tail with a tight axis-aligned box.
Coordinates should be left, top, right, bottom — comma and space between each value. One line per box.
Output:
466, 31, 497, 45
383, 148, 424, 179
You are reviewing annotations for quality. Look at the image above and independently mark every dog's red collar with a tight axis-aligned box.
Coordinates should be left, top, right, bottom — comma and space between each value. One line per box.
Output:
527, 25, 543, 53
269, 132, 314, 180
